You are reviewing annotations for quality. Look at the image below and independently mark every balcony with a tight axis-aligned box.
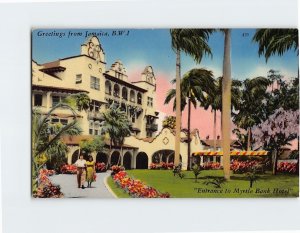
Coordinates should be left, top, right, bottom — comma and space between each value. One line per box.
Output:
146, 123, 158, 132
88, 111, 104, 121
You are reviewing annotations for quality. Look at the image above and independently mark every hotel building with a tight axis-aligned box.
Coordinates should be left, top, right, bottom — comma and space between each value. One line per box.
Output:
32, 36, 205, 169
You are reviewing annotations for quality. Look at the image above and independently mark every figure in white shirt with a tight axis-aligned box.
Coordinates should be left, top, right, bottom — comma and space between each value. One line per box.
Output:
74, 155, 87, 189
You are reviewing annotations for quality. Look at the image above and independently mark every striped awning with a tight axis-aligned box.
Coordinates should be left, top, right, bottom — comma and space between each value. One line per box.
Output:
192, 150, 268, 156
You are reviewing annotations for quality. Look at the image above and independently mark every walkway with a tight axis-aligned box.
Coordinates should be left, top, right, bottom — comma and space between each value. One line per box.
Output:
49, 171, 115, 198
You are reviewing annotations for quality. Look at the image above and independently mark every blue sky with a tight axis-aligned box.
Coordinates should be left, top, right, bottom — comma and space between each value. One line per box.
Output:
32, 29, 298, 81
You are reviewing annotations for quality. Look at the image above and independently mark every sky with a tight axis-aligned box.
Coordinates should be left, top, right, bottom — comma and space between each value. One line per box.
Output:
32, 29, 298, 139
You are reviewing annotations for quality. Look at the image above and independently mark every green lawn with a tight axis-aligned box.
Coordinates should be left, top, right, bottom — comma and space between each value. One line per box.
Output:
107, 169, 299, 198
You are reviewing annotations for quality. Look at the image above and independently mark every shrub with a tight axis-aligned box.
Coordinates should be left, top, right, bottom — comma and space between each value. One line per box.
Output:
111, 165, 124, 176
277, 161, 297, 174
201, 162, 222, 170
60, 164, 77, 174
33, 169, 63, 198
95, 162, 107, 173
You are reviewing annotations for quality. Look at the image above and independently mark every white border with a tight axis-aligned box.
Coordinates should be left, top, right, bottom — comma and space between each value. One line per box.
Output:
0, 1, 299, 233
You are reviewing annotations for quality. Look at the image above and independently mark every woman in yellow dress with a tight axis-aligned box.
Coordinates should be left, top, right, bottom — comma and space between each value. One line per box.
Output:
86, 156, 96, 188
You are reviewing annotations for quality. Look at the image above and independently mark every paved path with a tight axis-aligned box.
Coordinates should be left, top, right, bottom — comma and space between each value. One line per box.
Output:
50, 172, 115, 198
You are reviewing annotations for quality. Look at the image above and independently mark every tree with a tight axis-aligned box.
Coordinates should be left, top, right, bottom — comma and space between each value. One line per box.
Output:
32, 103, 82, 191
162, 116, 176, 129
64, 92, 90, 111
102, 104, 131, 166
202, 77, 242, 151
165, 68, 215, 169
253, 29, 298, 62
252, 108, 299, 175
170, 29, 214, 166
233, 77, 270, 150
221, 29, 232, 180
46, 139, 68, 171
80, 136, 106, 156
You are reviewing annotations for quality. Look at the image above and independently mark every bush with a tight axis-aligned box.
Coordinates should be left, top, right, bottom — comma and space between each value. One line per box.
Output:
111, 165, 124, 176
277, 161, 297, 174
150, 162, 174, 170
60, 164, 77, 174
95, 162, 107, 173
33, 169, 63, 198
201, 162, 222, 170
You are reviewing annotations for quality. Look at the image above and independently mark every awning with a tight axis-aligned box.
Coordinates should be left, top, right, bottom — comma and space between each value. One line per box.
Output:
192, 150, 268, 156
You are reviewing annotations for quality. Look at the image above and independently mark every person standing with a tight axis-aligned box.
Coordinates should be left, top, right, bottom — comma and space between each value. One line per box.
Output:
75, 155, 87, 189
86, 155, 96, 188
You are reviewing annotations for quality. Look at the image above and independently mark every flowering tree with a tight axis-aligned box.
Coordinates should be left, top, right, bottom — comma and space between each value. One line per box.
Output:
252, 108, 299, 174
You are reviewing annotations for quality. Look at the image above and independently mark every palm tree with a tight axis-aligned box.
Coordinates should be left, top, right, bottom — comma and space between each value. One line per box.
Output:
233, 77, 270, 150
221, 29, 232, 180
165, 68, 215, 169
253, 29, 298, 62
170, 29, 214, 166
202, 77, 242, 151
102, 104, 131, 167
64, 92, 90, 111
32, 103, 82, 191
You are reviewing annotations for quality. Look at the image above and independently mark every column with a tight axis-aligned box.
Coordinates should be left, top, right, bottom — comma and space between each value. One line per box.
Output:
46, 91, 52, 111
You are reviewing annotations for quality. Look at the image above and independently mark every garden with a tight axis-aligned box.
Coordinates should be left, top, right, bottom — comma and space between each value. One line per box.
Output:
107, 159, 299, 198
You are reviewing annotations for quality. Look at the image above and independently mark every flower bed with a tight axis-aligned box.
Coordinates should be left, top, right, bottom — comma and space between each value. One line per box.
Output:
201, 162, 222, 170
230, 160, 260, 173
33, 169, 63, 198
150, 162, 174, 170
277, 161, 297, 174
111, 165, 125, 175
60, 164, 77, 174
112, 170, 170, 198
95, 162, 107, 173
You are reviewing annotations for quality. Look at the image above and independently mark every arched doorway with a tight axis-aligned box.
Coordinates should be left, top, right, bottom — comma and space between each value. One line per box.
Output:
96, 152, 108, 164
123, 152, 132, 170
151, 150, 182, 164
110, 151, 120, 166
71, 149, 80, 164
136, 152, 148, 169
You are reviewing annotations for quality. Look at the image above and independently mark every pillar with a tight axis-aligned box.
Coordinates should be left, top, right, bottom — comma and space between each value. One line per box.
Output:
46, 91, 52, 111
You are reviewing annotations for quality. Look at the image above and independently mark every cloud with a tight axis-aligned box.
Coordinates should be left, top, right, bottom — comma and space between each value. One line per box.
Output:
245, 65, 297, 79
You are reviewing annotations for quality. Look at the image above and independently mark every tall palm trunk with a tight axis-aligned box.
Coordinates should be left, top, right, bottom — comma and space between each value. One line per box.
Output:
247, 127, 251, 151
213, 109, 217, 151
222, 29, 232, 180
187, 96, 191, 170
174, 48, 181, 166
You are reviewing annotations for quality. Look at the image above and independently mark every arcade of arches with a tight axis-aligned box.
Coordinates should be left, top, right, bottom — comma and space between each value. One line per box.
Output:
67, 127, 205, 170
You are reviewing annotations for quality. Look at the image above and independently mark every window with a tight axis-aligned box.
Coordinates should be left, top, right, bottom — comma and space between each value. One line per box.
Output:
76, 74, 82, 84
90, 76, 100, 90
34, 94, 42, 106
132, 116, 135, 123
89, 129, 93, 135
51, 118, 59, 123
60, 119, 68, 125
137, 93, 142, 105
113, 84, 120, 97
146, 131, 152, 138
147, 97, 153, 107
94, 130, 98, 135
52, 96, 60, 107
130, 90, 135, 102
105, 81, 112, 95
122, 87, 128, 100
90, 100, 100, 112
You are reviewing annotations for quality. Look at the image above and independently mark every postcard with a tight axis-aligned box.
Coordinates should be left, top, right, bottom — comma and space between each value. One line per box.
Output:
31, 28, 299, 198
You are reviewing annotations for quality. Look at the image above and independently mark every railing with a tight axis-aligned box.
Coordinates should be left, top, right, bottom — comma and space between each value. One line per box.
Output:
146, 123, 158, 131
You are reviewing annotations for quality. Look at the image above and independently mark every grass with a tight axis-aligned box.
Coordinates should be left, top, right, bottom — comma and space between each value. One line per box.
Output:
107, 169, 299, 198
